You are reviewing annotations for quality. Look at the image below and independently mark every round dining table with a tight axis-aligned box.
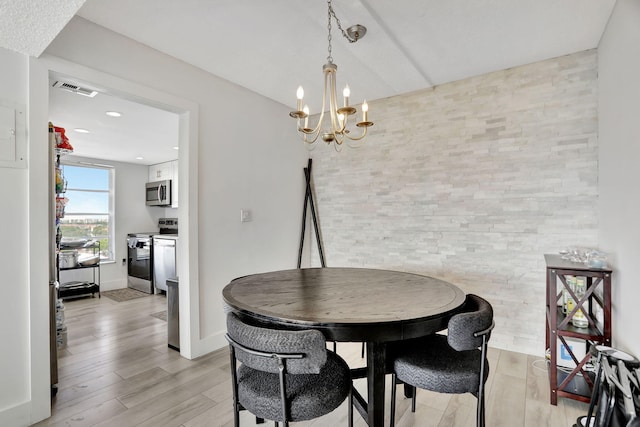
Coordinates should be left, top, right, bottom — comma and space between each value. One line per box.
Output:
222, 267, 466, 427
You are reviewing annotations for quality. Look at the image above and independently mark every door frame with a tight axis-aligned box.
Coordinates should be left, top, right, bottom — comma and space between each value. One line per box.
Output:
28, 54, 201, 422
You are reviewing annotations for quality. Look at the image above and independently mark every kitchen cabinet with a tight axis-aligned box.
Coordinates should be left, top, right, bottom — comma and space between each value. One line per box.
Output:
544, 254, 612, 405
149, 161, 173, 181
149, 160, 178, 208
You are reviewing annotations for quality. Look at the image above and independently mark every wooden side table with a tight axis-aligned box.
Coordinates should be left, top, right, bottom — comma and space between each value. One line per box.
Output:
544, 254, 612, 405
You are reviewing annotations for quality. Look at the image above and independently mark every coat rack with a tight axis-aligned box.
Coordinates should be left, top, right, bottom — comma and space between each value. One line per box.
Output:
297, 159, 326, 268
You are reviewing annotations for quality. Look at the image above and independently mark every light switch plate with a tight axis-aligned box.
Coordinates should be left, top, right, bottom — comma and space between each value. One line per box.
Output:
0, 101, 26, 168
240, 209, 252, 222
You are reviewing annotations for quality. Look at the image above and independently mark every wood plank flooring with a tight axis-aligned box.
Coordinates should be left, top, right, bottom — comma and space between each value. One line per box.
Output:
34, 293, 589, 426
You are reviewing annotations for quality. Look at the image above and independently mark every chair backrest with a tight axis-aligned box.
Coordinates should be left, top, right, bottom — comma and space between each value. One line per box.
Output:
226, 312, 327, 374
447, 294, 494, 352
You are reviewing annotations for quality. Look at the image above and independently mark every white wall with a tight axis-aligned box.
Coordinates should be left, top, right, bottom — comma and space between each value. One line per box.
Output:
598, 0, 640, 358
0, 47, 31, 426
60, 155, 161, 291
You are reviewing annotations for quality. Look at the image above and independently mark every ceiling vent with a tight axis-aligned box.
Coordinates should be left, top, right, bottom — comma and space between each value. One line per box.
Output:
52, 81, 98, 98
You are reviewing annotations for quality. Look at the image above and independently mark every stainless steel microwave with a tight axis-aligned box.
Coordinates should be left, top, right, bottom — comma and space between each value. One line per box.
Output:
146, 180, 171, 206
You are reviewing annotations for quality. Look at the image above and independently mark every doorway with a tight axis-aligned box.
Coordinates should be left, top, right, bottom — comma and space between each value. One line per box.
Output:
48, 73, 180, 377
28, 55, 201, 422
48, 73, 180, 290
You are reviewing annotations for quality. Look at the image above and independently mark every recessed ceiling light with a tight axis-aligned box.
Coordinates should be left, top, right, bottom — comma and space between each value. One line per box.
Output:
135, 156, 144, 160
74, 128, 90, 134
172, 146, 179, 150
105, 111, 122, 117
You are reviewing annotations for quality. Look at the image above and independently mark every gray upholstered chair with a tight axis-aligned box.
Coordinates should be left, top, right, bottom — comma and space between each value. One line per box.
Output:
226, 312, 353, 427
387, 294, 494, 427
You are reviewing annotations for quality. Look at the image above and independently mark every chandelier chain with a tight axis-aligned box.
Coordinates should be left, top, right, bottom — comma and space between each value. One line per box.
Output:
327, 1, 333, 63
326, 0, 357, 63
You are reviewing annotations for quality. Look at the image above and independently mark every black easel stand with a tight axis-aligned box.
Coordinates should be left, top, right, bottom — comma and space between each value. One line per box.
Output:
297, 159, 326, 268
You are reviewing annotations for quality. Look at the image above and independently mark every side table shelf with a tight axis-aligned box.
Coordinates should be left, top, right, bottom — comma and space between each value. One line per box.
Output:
58, 280, 100, 299
58, 242, 101, 299
544, 254, 612, 405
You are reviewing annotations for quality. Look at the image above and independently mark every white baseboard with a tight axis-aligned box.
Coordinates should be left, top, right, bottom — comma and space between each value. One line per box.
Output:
99, 278, 127, 292
183, 331, 227, 360
0, 400, 31, 427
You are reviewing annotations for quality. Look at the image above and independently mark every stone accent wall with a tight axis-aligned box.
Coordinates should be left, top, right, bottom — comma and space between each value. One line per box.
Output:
307, 49, 598, 356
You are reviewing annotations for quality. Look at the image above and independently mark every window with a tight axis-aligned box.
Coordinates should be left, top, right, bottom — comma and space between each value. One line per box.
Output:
60, 163, 114, 261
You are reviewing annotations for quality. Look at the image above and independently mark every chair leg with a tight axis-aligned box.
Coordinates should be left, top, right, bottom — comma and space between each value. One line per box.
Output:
232, 406, 239, 427
400, 382, 417, 412
477, 337, 488, 427
411, 388, 416, 413
361, 342, 365, 358
476, 381, 486, 427
229, 347, 241, 427
390, 373, 397, 427
348, 385, 353, 427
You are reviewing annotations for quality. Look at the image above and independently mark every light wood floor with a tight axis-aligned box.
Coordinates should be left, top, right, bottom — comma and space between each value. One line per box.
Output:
34, 293, 589, 427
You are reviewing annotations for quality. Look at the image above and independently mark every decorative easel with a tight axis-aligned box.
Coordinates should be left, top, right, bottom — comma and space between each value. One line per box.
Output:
297, 159, 334, 351
297, 159, 326, 268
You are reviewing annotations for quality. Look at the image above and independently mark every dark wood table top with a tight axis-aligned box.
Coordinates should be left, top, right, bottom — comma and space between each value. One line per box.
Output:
223, 267, 466, 342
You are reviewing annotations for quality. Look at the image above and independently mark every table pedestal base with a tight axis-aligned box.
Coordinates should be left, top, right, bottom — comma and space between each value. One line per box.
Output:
350, 342, 387, 426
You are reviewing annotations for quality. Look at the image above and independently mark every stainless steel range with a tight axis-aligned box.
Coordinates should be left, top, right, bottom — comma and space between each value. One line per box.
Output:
127, 218, 178, 294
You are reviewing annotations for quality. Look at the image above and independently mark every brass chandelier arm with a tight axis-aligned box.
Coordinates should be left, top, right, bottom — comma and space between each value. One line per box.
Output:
297, 68, 333, 144
328, 67, 340, 132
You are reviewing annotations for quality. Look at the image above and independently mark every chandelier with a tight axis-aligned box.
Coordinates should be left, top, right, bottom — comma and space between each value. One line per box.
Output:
289, 0, 373, 149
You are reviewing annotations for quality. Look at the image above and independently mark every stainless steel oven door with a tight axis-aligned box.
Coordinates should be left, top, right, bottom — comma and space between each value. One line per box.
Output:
133, 242, 150, 261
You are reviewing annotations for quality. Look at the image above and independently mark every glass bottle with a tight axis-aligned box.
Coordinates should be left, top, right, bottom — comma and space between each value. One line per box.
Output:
572, 277, 588, 328
563, 275, 576, 314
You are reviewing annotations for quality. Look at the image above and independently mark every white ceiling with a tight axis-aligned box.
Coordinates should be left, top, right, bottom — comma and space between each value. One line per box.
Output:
48, 74, 180, 166
2, 0, 617, 164
0, 0, 85, 57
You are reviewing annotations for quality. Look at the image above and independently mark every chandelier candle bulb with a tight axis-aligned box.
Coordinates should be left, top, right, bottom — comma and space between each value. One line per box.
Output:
362, 100, 368, 121
343, 85, 350, 107
296, 86, 304, 111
